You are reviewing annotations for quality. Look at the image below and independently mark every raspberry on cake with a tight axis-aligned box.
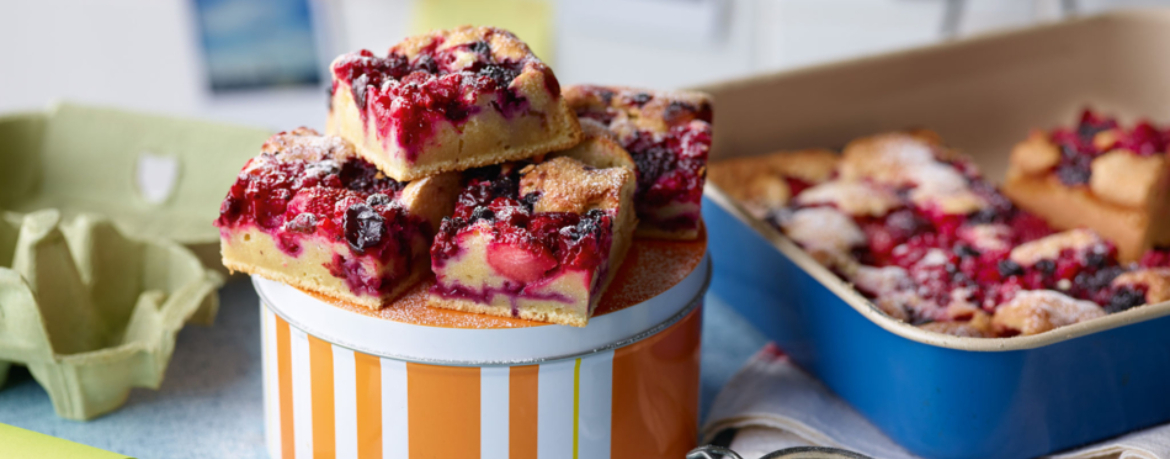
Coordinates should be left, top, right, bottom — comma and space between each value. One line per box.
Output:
327, 26, 582, 181
564, 85, 713, 240
216, 128, 460, 309
707, 149, 839, 219
1004, 109, 1170, 261
427, 135, 637, 327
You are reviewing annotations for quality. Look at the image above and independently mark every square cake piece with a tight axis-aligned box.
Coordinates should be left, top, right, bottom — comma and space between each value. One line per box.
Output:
327, 26, 582, 181
427, 131, 637, 327
564, 85, 713, 240
1004, 109, 1170, 261
216, 128, 460, 309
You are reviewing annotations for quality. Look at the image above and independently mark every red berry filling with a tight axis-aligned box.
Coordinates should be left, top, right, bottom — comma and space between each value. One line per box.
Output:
430, 164, 616, 306
331, 34, 553, 161
1050, 109, 1170, 186
215, 150, 429, 297
781, 158, 1156, 325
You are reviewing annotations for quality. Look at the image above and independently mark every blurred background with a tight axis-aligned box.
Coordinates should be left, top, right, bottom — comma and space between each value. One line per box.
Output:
1, 0, 1167, 131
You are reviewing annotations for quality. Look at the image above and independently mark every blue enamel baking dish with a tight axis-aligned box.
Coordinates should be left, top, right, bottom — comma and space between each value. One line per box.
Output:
696, 10, 1170, 459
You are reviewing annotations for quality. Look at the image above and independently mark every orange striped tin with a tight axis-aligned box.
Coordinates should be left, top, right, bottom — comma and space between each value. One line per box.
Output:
256, 238, 709, 459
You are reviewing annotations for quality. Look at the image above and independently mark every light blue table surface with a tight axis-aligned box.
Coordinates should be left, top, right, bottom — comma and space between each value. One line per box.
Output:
0, 279, 768, 458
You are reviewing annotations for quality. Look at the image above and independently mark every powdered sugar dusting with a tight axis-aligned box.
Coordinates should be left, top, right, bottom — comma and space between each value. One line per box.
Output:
781, 207, 865, 255
795, 181, 901, 217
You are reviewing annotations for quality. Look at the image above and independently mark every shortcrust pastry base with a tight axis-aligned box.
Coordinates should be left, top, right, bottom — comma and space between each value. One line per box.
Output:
222, 227, 425, 309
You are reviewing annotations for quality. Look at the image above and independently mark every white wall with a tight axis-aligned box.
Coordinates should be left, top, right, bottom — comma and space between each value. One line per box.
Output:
1, 0, 1167, 131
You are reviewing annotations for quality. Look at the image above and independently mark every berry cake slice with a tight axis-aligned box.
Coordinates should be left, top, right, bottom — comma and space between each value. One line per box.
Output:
327, 26, 582, 181
216, 128, 460, 309
428, 132, 637, 327
1004, 109, 1170, 261
563, 85, 713, 240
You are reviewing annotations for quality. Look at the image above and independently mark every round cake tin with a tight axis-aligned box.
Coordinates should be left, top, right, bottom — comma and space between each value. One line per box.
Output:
256, 241, 709, 459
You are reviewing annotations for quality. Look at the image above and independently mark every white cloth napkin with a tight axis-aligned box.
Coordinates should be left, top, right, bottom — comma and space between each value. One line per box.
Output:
702, 344, 1170, 459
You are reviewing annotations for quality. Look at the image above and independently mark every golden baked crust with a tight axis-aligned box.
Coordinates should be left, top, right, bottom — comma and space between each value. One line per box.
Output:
520, 157, 633, 214
991, 290, 1105, 336
1009, 229, 1103, 266
548, 119, 637, 171
327, 26, 582, 181
1008, 130, 1061, 177
394, 25, 533, 64
1004, 171, 1166, 262
920, 313, 993, 338
707, 149, 839, 218
1089, 150, 1166, 208
1112, 268, 1170, 304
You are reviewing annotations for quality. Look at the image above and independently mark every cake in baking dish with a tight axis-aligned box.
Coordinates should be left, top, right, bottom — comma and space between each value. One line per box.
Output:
327, 26, 581, 181
216, 128, 460, 309
428, 129, 637, 327
1004, 109, 1170, 262
564, 85, 713, 240
709, 129, 1170, 338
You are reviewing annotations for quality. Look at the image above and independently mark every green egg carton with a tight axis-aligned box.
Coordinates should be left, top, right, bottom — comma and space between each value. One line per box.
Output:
0, 102, 273, 269
0, 209, 223, 420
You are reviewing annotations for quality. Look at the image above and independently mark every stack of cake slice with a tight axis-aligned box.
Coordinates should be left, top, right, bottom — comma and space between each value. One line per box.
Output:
215, 26, 714, 327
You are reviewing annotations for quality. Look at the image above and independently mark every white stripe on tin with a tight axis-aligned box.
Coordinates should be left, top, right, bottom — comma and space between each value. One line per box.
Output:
290, 327, 314, 458
333, 345, 358, 458
538, 359, 577, 459
480, 366, 510, 459
263, 307, 282, 459
577, 351, 614, 459
381, 358, 408, 458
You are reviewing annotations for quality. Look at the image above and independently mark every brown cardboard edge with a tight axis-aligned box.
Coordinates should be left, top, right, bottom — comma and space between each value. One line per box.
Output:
689, 8, 1170, 100
703, 184, 1170, 352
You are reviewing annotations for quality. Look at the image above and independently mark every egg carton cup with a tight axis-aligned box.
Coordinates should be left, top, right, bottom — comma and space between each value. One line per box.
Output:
0, 103, 272, 271
0, 209, 223, 420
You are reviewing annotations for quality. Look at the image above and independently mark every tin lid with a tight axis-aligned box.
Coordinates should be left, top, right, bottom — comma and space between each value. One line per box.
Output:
255, 251, 709, 365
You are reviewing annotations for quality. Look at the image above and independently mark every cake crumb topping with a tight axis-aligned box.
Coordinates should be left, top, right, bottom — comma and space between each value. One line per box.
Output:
519, 157, 633, 214
992, 290, 1105, 335
1009, 229, 1103, 266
